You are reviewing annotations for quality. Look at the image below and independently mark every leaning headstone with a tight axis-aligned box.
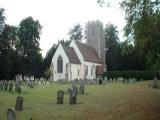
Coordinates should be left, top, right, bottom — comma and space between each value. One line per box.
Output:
15, 96, 23, 111
69, 90, 77, 104
7, 107, 16, 120
79, 85, 84, 94
99, 78, 102, 85
57, 90, 64, 104
9, 81, 14, 92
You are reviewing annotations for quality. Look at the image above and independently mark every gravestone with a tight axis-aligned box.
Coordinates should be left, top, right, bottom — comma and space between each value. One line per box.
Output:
153, 78, 159, 88
67, 88, 72, 94
15, 82, 21, 94
0, 81, 3, 90
69, 90, 77, 104
29, 81, 34, 88
15, 96, 23, 111
7, 107, 16, 120
72, 85, 78, 95
57, 90, 64, 104
99, 78, 102, 85
79, 85, 84, 94
15, 81, 18, 92
9, 81, 14, 92
4, 81, 8, 90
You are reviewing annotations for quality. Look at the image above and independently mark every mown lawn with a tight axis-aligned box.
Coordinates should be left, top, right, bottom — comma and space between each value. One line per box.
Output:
0, 81, 160, 120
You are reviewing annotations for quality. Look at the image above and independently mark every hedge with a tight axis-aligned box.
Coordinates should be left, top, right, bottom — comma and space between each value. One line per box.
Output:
103, 71, 160, 80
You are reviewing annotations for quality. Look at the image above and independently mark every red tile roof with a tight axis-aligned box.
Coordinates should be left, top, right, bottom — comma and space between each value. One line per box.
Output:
63, 46, 81, 64
96, 66, 104, 75
75, 41, 102, 64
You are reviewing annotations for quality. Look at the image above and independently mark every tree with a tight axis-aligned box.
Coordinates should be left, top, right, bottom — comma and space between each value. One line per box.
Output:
121, 41, 143, 70
68, 24, 83, 41
104, 24, 122, 70
17, 16, 43, 77
0, 7, 5, 33
0, 24, 18, 79
44, 68, 53, 80
43, 44, 57, 73
58, 39, 70, 46
121, 0, 160, 69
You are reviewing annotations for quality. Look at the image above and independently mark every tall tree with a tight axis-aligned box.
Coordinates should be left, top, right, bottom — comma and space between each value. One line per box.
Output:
104, 24, 121, 70
68, 24, 83, 41
121, 41, 143, 70
17, 16, 43, 77
121, 0, 160, 69
0, 7, 5, 33
43, 44, 57, 73
0, 25, 18, 79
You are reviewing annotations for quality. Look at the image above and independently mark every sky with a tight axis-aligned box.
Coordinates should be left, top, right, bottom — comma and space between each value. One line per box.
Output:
0, 0, 126, 57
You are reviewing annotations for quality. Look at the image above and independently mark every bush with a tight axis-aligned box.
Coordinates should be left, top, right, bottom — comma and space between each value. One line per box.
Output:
103, 71, 160, 80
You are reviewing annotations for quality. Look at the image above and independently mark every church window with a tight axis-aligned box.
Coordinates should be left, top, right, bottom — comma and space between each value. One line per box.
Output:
57, 55, 63, 73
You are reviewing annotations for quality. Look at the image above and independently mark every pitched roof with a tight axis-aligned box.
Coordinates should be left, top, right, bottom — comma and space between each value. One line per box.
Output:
75, 41, 102, 64
63, 45, 81, 64
96, 66, 104, 75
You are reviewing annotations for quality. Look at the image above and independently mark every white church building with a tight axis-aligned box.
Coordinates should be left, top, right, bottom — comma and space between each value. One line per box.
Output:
50, 40, 104, 81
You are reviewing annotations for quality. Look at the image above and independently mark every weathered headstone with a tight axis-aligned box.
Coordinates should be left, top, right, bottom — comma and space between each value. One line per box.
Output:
29, 81, 34, 88
9, 81, 14, 92
15, 96, 23, 111
7, 107, 16, 120
67, 88, 72, 94
15, 81, 21, 94
4, 81, 8, 90
79, 85, 84, 94
99, 78, 102, 85
72, 85, 78, 95
69, 90, 77, 104
153, 78, 159, 88
0, 81, 3, 90
57, 90, 64, 104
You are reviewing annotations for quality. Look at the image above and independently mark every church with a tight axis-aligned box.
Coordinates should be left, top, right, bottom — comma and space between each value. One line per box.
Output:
50, 20, 105, 81
50, 40, 104, 81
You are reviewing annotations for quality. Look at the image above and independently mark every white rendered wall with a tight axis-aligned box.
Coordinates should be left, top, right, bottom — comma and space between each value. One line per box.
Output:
70, 40, 85, 79
70, 63, 81, 80
51, 44, 69, 81
84, 61, 101, 79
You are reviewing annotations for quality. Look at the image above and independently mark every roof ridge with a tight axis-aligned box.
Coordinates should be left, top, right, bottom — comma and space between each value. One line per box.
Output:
62, 45, 81, 64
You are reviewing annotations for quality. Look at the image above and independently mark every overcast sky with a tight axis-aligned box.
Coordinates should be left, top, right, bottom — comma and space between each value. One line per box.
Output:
0, 0, 125, 57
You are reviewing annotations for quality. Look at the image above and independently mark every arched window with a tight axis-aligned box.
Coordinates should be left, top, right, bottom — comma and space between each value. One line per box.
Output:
57, 55, 63, 73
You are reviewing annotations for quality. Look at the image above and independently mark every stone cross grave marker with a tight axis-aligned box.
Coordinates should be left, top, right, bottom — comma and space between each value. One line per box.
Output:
7, 107, 16, 120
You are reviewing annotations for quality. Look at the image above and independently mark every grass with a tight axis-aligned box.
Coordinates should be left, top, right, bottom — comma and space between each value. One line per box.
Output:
0, 81, 160, 120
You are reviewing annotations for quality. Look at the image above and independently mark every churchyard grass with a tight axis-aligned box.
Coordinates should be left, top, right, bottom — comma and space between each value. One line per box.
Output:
0, 80, 160, 120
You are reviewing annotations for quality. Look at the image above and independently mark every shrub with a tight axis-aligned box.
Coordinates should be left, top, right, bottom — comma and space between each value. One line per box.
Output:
102, 71, 159, 80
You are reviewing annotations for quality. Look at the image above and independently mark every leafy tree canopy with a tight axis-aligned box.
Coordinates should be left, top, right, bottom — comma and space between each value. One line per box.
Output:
68, 24, 83, 41
0, 7, 5, 33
